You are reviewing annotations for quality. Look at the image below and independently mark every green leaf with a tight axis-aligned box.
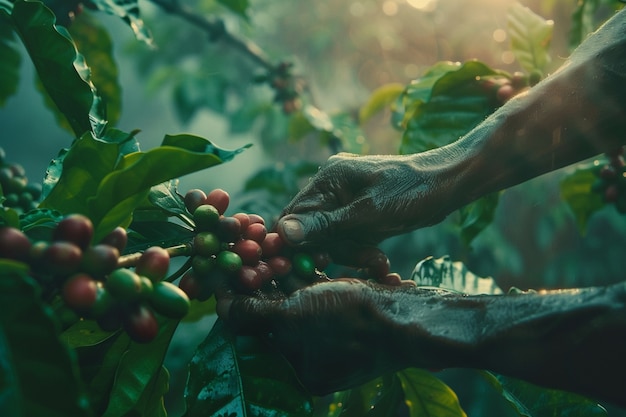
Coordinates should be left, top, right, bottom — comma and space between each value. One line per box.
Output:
328, 374, 405, 417
185, 319, 313, 417
217, 0, 249, 20
360, 83, 404, 124
411, 255, 503, 295
244, 161, 319, 197
89, 0, 153, 46
0, 270, 91, 417
482, 372, 607, 417
0, 18, 20, 107
101, 317, 178, 417
182, 298, 217, 323
396, 60, 503, 154
456, 192, 500, 246
62, 319, 118, 349
10, 0, 105, 137
327, 112, 368, 155
41, 132, 249, 242
507, 3, 553, 74
568, 0, 600, 51
69, 12, 122, 126
148, 180, 190, 218
0, 207, 20, 228
397, 368, 466, 417
559, 160, 605, 234
126, 220, 195, 253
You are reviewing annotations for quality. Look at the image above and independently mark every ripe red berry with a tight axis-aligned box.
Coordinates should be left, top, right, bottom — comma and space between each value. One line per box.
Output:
205, 188, 230, 215
247, 213, 265, 225
42, 241, 82, 276
184, 188, 207, 214
310, 251, 331, 271
261, 233, 284, 258
62, 273, 99, 312
267, 256, 292, 278
496, 84, 515, 104
0, 227, 31, 262
100, 227, 128, 253
254, 261, 274, 282
243, 222, 267, 243
179, 269, 212, 301
232, 239, 262, 266
123, 305, 159, 343
232, 213, 251, 231
135, 246, 170, 283
53, 214, 94, 249
236, 266, 263, 292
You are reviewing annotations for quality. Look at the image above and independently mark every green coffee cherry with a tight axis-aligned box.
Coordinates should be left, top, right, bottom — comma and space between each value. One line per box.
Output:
149, 281, 191, 319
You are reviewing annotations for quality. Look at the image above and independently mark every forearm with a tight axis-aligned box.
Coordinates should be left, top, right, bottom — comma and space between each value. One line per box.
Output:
389, 283, 626, 406
439, 8, 626, 208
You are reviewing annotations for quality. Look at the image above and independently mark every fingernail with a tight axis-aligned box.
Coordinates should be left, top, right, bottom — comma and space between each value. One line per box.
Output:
281, 218, 305, 244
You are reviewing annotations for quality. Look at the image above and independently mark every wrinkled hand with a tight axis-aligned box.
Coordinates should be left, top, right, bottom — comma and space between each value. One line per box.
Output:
216, 277, 422, 395
275, 152, 455, 252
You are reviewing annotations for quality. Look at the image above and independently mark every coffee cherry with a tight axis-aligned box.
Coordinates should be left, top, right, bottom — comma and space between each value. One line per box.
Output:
232, 213, 251, 231
80, 244, 119, 278
43, 241, 82, 276
247, 213, 265, 225
205, 188, 230, 215
216, 216, 242, 242
136, 246, 170, 283
379, 273, 403, 286
106, 268, 142, 300
184, 188, 207, 214
139, 276, 154, 298
267, 256, 292, 278
236, 266, 263, 292
310, 251, 331, 271
124, 304, 159, 343
216, 251, 243, 274
254, 261, 274, 283
100, 227, 128, 253
193, 232, 221, 257
191, 255, 216, 277
232, 239, 262, 266
496, 84, 515, 104
0, 227, 31, 262
149, 281, 190, 319
292, 252, 316, 278
243, 222, 267, 243
91, 287, 115, 319
367, 256, 391, 281
179, 269, 212, 301
194, 204, 220, 231
62, 273, 99, 312
261, 233, 284, 258
53, 214, 94, 249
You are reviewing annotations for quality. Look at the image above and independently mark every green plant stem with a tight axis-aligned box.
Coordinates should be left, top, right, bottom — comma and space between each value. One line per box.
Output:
117, 243, 192, 268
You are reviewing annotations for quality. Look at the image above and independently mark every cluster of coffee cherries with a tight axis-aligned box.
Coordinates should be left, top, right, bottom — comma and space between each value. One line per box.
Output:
592, 146, 626, 213
177, 188, 399, 301
0, 214, 190, 343
0, 147, 42, 214
177, 188, 330, 300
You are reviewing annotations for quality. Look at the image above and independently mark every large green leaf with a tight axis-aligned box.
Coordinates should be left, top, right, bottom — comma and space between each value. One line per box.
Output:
482, 372, 607, 417
89, 0, 153, 46
69, 12, 122, 126
9, 0, 105, 137
101, 318, 178, 417
0, 267, 91, 417
411, 255, 503, 295
185, 319, 313, 417
40, 132, 249, 242
507, 3, 553, 74
126, 221, 195, 253
559, 160, 604, 234
456, 192, 500, 246
0, 17, 20, 107
395, 60, 503, 154
397, 368, 466, 417
359, 83, 404, 124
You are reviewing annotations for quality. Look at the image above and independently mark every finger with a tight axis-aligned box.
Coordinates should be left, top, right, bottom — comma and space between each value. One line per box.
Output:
224, 295, 284, 335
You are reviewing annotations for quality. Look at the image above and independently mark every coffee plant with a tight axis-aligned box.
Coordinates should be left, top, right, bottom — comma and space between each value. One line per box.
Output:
1, 0, 625, 416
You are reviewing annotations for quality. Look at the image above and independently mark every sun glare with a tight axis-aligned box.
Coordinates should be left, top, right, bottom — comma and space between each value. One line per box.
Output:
406, 0, 438, 12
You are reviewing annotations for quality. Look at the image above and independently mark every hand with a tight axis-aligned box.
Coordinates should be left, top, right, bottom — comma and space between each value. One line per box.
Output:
275, 152, 457, 251
216, 277, 428, 395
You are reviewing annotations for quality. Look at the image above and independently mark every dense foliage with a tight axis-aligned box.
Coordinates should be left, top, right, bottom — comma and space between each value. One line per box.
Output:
1, 0, 625, 416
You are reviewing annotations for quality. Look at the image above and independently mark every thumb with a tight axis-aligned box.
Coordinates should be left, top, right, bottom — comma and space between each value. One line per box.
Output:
277, 213, 331, 246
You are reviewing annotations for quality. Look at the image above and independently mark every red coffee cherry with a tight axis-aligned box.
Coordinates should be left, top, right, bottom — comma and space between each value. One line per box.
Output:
184, 188, 207, 214
254, 261, 274, 283
123, 304, 159, 343
261, 233, 284, 258
53, 214, 94, 249
135, 246, 170, 283
216, 216, 242, 242
100, 227, 128, 253
205, 188, 230, 215
62, 273, 99, 312
232, 213, 251, 231
81, 244, 120, 279
236, 266, 263, 292
267, 256, 292, 278
0, 227, 31, 262
243, 222, 267, 243
43, 241, 83, 276
232, 239, 262, 266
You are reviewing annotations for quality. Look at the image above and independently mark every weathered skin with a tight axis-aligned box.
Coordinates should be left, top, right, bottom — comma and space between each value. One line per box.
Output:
218, 278, 626, 406
276, 7, 626, 253
217, 7, 626, 408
